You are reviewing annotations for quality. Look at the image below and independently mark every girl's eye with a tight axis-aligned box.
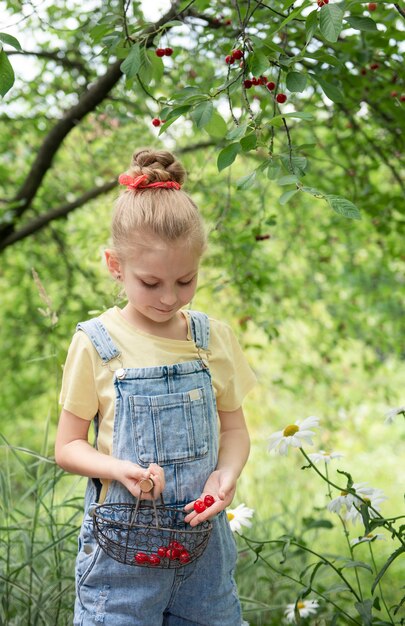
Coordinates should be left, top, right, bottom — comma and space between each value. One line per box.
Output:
178, 277, 196, 286
141, 281, 158, 289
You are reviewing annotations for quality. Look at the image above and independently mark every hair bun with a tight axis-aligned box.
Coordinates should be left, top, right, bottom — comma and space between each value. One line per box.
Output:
129, 148, 186, 185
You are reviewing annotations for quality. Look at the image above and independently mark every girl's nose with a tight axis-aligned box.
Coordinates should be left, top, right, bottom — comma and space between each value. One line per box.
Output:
160, 287, 177, 306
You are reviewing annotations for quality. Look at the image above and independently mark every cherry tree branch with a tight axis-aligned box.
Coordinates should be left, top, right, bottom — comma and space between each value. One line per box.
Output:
0, 1, 186, 248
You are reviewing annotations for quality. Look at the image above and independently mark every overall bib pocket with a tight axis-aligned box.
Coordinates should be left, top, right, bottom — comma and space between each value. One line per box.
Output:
129, 387, 209, 465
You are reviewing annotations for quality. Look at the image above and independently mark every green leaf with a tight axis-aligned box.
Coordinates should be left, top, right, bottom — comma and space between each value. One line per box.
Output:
278, 175, 300, 186
279, 189, 298, 204
341, 560, 373, 573
302, 517, 334, 530
248, 49, 268, 76
345, 16, 377, 32
267, 163, 281, 180
270, 5, 304, 34
319, 4, 344, 42
147, 49, 164, 83
305, 10, 318, 43
286, 71, 307, 93
158, 105, 192, 133
236, 171, 256, 190
326, 195, 361, 220
89, 23, 111, 44
371, 545, 405, 594
226, 122, 248, 141
191, 100, 213, 129
120, 43, 141, 78
204, 110, 227, 138
301, 186, 325, 198
217, 143, 241, 172
0, 50, 14, 97
138, 46, 153, 84
165, 105, 192, 122
261, 39, 285, 56
354, 600, 373, 626
315, 77, 344, 103
0, 33, 22, 51
281, 155, 308, 176
240, 133, 257, 152
269, 111, 314, 127
160, 20, 184, 28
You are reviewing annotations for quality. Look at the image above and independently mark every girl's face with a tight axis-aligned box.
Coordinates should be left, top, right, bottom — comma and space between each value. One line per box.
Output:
106, 234, 201, 330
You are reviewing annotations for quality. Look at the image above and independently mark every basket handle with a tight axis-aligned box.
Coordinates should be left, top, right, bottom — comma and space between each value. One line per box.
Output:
129, 482, 164, 529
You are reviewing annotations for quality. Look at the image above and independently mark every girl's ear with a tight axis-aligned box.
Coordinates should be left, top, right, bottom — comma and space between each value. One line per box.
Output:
105, 249, 122, 279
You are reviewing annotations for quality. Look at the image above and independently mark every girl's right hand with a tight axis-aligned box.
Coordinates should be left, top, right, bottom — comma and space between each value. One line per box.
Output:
114, 460, 165, 500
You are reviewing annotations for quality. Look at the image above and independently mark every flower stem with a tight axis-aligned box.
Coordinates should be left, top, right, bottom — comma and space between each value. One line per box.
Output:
368, 543, 394, 625
299, 448, 404, 546
238, 533, 362, 625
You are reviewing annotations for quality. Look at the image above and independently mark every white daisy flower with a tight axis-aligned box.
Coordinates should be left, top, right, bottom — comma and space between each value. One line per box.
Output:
346, 489, 387, 524
351, 533, 385, 546
268, 416, 320, 455
384, 405, 405, 424
226, 503, 254, 532
328, 483, 386, 523
285, 599, 319, 623
308, 450, 344, 464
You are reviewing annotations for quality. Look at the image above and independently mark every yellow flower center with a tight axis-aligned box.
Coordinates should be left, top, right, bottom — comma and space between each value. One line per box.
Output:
283, 424, 299, 437
297, 601, 305, 609
227, 512, 235, 521
366, 533, 374, 538
363, 497, 371, 506
340, 490, 348, 496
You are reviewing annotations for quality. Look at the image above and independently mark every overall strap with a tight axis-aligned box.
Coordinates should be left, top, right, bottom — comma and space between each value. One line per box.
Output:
76, 318, 121, 364
188, 310, 210, 351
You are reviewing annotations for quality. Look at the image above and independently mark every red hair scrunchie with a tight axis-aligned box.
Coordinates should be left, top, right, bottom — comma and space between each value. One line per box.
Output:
118, 173, 181, 190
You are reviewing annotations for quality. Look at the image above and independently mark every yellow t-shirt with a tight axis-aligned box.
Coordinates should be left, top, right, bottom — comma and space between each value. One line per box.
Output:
60, 306, 256, 463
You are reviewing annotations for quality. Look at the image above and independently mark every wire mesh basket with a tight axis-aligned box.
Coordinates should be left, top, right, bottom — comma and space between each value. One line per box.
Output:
92, 494, 212, 568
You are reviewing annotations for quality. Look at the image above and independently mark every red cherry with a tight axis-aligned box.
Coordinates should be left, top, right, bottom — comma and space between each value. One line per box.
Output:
166, 548, 180, 560
360, 68, 367, 76
368, 2, 377, 10
157, 546, 167, 557
179, 550, 190, 564
155, 48, 165, 57
317, 0, 324, 6
276, 93, 287, 103
252, 77, 259, 86
390, 91, 398, 98
194, 499, 207, 513
370, 63, 379, 70
225, 55, 234, 65
231, 49, 243, 60
324, 0, 329, 3
266, 81, 276, 91
148, 554, 161, 565
164, 47, 173, 56
204, 495, 215, 507
243, 79, 253, 89
152, 118, 161, 127
224, 19, 232, 25
400, 95, 405, 102
135, 552, 148, 564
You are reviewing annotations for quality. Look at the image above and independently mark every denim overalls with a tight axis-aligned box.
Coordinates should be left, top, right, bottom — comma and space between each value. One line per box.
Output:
73, 311, 244, 626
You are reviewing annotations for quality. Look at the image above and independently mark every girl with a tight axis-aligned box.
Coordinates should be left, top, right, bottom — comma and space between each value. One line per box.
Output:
55, 147, 256, 626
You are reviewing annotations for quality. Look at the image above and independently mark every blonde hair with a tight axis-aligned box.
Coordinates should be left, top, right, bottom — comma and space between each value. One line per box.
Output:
112, 148, 206, 258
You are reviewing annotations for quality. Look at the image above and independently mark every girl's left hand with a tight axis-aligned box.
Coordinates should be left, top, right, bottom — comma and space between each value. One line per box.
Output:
184, 469, 236, 527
